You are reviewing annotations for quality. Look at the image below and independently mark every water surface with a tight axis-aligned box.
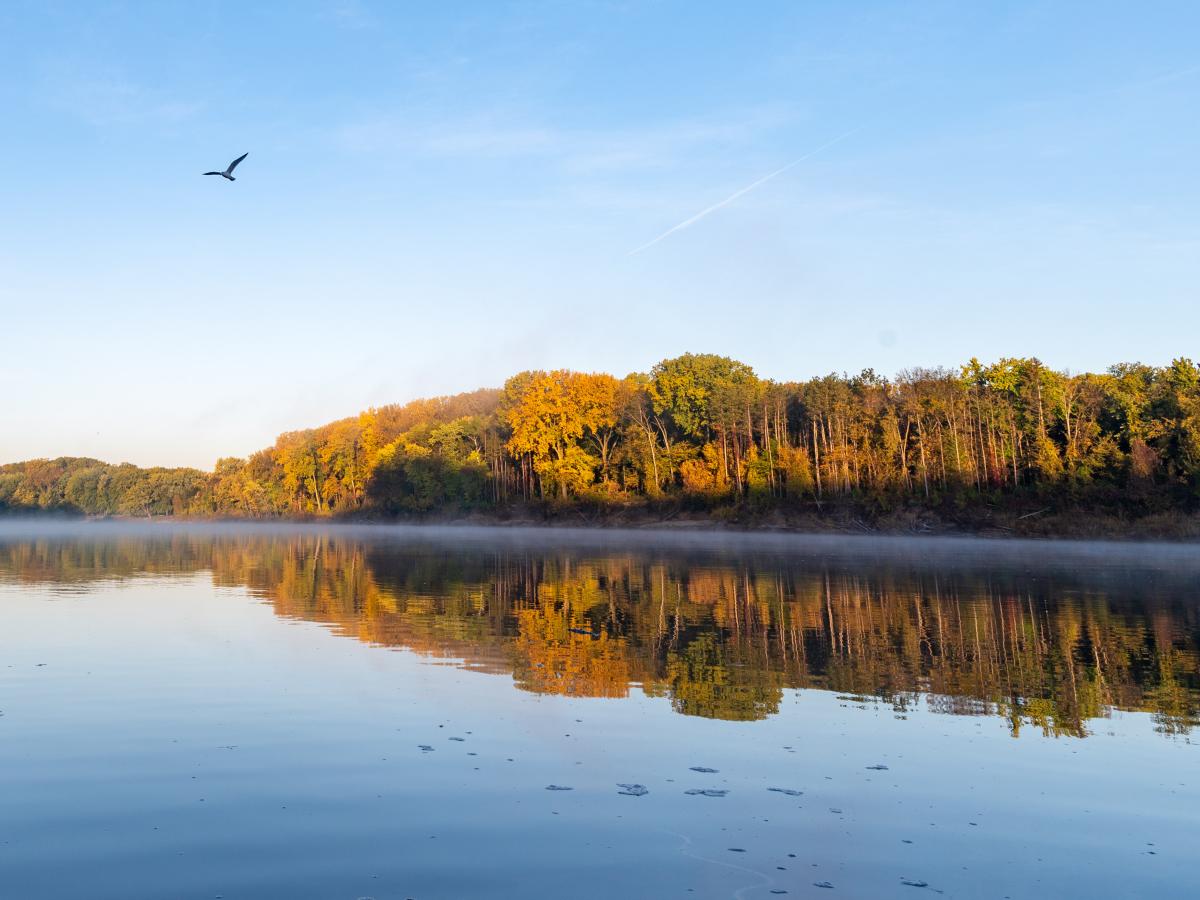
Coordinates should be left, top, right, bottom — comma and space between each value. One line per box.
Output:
1, 523, 1197, 898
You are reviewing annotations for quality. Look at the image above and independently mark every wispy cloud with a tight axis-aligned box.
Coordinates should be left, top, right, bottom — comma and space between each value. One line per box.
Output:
324, 0, 377, 31
336, 113, 557, 157
571, 115, 795, 175
40, 64, 202, 127
1114, 62, 1200, 94
335, 105, 798, 173
628, 126, 863, 255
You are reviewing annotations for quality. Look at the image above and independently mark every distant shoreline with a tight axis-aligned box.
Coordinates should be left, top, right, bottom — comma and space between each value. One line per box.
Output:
5, 503, 1199, 542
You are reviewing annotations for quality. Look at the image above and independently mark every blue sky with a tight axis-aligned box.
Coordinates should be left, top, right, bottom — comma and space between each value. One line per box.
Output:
2, 1, 1197, 468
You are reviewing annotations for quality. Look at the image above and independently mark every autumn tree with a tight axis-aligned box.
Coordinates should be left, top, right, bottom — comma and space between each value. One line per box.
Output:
505, 370, 619, 499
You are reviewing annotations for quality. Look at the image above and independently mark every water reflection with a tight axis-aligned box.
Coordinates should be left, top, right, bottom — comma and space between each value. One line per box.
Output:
1, 527, 1197, 737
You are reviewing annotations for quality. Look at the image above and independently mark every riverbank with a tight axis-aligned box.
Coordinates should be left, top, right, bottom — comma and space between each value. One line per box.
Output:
402, 502, 1200, 541
7, 498, 1195, 541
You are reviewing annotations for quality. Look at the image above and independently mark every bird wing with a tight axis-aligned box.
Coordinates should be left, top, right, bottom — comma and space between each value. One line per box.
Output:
203, 171, 222, 176
226, 152, 248, 173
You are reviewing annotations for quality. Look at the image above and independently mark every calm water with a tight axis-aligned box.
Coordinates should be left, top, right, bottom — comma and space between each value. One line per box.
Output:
1, 523, 1197, 899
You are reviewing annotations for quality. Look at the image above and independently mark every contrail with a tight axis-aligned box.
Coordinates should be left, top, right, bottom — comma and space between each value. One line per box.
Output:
628, 126, 862, 256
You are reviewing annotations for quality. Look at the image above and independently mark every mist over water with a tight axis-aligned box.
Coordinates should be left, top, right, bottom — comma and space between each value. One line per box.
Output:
1, 522, 1197, 898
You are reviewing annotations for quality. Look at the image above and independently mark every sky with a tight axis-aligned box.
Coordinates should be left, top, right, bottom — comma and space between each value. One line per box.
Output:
1, 1, 1197, 469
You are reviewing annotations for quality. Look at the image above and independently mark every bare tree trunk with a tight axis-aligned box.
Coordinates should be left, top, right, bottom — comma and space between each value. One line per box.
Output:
916, 417, 930, 498
811, 419, 822, 500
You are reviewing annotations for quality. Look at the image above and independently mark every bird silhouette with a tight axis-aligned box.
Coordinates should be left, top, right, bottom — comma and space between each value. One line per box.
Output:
204, 153, 248, 181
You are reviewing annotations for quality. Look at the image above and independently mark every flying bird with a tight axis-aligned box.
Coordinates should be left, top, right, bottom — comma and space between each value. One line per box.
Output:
204, 153, 248, 181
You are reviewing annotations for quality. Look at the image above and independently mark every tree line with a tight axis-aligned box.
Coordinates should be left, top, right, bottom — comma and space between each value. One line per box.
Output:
3, 354, 1199, 523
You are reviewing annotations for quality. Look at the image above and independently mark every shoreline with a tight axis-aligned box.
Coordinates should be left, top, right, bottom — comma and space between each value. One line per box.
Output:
3, 505, 1200, 544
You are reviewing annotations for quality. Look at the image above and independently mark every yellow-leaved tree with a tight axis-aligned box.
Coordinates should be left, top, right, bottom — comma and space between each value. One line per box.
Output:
505, 370, 619, 499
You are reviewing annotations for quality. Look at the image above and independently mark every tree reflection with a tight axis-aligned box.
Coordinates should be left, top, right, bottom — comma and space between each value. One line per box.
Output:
1, 534, 1196, 735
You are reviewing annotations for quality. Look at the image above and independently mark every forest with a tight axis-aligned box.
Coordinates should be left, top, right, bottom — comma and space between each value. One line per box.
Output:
3, 354, 1199, 532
